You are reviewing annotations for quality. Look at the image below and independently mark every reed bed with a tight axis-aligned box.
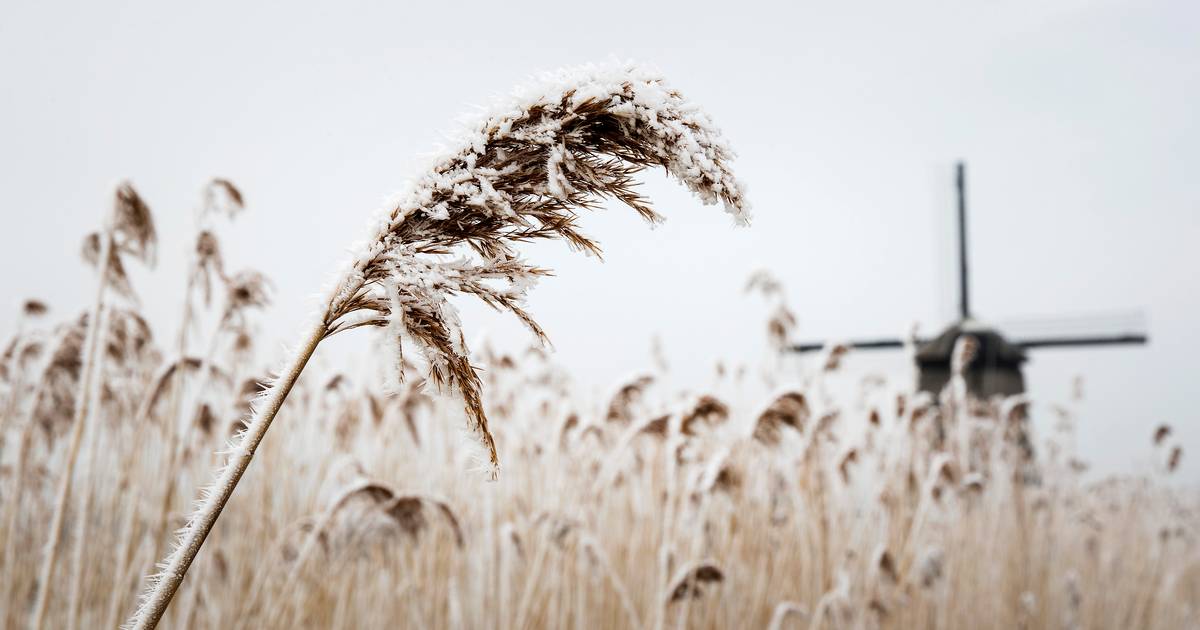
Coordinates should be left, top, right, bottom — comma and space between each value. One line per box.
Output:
1, 64, 1197, 630
3, 317, 1195, 629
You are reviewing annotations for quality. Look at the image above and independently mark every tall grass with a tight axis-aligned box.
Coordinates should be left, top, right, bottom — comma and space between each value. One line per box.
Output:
2, 310, 1194, 628
0, 64, 1196, 630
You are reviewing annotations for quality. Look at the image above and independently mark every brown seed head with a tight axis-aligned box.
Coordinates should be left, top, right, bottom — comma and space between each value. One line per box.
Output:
315, 65, 749, 474
667, 561, 724, 602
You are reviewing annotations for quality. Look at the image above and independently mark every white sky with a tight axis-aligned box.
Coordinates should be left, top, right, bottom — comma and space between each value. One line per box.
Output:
1, 0, 1196, 479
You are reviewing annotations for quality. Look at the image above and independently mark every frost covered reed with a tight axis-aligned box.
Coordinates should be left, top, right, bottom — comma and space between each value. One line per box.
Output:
1, 226, 1196, 629
29, 182, 156, 630
125, 62, 749, 629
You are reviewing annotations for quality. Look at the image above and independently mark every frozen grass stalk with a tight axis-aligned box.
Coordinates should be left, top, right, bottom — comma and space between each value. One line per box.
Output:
27, 248, 109, 630
30, 182, 155, 630
125, 61, 749, 629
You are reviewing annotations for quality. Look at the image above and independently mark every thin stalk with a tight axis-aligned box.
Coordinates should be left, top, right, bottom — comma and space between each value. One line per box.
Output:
0, 330, 71, 627
256, 502, 339, 626
145, 258, 203, 568
66, 414, 101, 630
0, 417, 32, 625
125, 318, 326, 629
0, 348, 31, 588
147, 321, 224, 585
30, 234, 112, 630
156, 323, 242, 628
102, 354, 190, 627
103, 421, 153, 630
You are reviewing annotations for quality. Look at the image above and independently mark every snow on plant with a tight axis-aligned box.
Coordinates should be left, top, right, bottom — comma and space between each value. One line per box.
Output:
125, 61, 749, 629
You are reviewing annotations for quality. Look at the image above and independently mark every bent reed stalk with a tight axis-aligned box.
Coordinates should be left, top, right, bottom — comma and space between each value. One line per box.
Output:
125, 62, 749, 629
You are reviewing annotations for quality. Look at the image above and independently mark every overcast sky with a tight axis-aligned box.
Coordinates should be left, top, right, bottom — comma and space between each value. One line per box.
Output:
1, 0, 1196, 478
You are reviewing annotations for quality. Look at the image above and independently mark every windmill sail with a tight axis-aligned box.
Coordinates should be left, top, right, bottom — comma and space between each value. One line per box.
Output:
791, 338, 906, 352
956, 162, 971, 320
998, 311, 1149, 349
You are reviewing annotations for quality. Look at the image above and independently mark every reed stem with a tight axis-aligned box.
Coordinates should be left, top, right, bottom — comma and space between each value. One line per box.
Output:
126, 318, 326, 629
30, 234, 111, 630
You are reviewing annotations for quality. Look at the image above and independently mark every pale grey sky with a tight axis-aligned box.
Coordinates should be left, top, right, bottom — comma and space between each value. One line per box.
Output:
1, 0, 1196, 478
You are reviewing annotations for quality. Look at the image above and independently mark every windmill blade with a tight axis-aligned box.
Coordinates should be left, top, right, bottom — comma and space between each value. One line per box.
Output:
931, 161, 963, 327
1015, 334, 1148, 349
955, 161, 971, 320
790, 338, 909, 353
998, 310, 1149, 350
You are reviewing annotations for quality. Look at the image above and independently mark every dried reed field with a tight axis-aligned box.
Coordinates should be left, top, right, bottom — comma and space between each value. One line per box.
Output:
1, 64, 1197, 630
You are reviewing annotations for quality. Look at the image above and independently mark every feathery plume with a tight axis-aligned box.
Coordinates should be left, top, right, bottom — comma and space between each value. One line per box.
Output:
22, 299, 49, 318
126, 61, 749, 629
1153, 424, 1172, 446
666, 561, 724, 602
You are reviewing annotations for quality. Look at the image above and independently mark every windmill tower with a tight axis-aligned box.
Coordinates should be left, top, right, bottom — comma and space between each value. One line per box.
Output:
790, 162, 1148, 398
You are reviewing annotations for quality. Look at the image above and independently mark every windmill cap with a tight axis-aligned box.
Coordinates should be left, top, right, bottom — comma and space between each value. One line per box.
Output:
915, 321, 1027, 366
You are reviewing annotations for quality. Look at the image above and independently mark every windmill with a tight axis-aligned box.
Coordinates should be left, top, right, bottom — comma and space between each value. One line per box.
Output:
790, 162, 1148, 398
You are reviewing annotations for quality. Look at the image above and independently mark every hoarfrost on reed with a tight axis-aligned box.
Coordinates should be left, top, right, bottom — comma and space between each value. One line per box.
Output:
125, 61, 750, 629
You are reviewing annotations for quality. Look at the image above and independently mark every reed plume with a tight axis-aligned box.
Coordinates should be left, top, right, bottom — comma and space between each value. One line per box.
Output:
745, 268, 797, 352
126, 61, 749, 629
